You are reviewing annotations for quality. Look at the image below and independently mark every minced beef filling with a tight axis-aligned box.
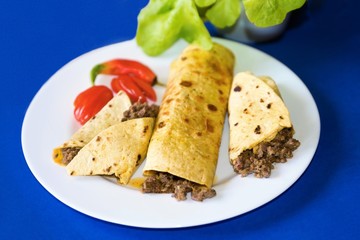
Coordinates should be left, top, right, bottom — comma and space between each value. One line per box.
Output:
61, 147, 81, 165
232, 128, 300, 178
142, 172, 216, 201
122, 101, 159, 122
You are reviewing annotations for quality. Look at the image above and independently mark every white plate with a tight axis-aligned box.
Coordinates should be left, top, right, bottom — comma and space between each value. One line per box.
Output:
21, 38, 320, 229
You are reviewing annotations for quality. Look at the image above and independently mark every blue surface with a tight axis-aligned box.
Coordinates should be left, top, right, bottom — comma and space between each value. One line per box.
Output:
2, 0, 360, 239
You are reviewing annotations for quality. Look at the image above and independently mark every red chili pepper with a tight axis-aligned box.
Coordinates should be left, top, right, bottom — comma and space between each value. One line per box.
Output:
111, 74, 157, 102
91, 59, 156, 85
131, 76, 157, 102
73, 85, 113, 125
111, 75, 146, 103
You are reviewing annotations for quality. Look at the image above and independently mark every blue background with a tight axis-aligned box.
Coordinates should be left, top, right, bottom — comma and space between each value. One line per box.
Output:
1, 0, 360, 239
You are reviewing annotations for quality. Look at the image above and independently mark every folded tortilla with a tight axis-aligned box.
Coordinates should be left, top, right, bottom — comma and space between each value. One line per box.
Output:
228, 71, 300, 177
53, 91, 132, 165
143, 43, 235, 188
66, 117, 155, 184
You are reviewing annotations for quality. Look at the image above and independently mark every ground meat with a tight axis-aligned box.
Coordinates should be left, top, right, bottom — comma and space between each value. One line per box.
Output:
122, 101, 159, 122
232, 128, 300, 178
61, 147, 81, 165
142, 172, 216, 201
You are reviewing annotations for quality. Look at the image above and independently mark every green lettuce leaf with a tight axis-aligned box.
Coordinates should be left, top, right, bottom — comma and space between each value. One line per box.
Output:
136, 0, 307, 56
243, 0, 306, 27
194, 0, 216, 8
136, 0, 212, 56
205, 0, 240, 28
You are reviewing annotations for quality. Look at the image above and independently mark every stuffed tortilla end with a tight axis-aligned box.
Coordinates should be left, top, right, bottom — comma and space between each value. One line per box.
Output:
53, 91, 132, 166
228, 72, 300, 178
66, 117, 155, 184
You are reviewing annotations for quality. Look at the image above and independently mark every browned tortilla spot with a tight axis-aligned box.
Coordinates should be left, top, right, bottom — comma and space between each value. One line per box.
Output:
96, 136, 101, 142
136, 154, 142, 166
166, 99, 173, 104
206, 119, 214, 133
143, 125, 149, 133
184, 118, 190, 123
196, 132, 202, 136
279, 116, 284, 119
180, 81, 192, 87
243, 108, 249, 114
218, 89, 223, 95
196, 95, 204, 102
207, 104, 218, 112
254, 125, 261, 134
234, 122, 238, 126
181, 56, 187, 61
211, 62, 220, 73
89, 171, 93, 175
108, 104, 112, 108
234, 86, 241, 92
260, 98, 264, 103
92, 157, 95, 161
267, 103, 272, 109
70, 171, 75, 176
215, 79, 226, 86
106, 166, 112, 172
158, 122, 165, 128
256, 85, 259, 88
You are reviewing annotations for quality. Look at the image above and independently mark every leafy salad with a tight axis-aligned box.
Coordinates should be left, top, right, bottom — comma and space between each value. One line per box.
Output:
136, 0, 306, 56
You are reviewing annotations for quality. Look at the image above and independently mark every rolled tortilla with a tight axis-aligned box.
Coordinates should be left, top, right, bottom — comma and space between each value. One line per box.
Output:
143, 43, 235, 190
228, 71, 300, 177
53, 91, 131, 165
66, 117, 155, 184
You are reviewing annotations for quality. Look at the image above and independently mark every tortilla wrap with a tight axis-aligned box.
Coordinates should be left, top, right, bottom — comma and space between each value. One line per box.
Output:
53, 91, 131, 165
143, 43, 235, 188
66, 117, 155, 184
228, 71, 300, 177
228, 71, 292, 159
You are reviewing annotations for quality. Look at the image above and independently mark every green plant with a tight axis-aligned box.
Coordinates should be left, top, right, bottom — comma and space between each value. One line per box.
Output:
136, 0, 306, 56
